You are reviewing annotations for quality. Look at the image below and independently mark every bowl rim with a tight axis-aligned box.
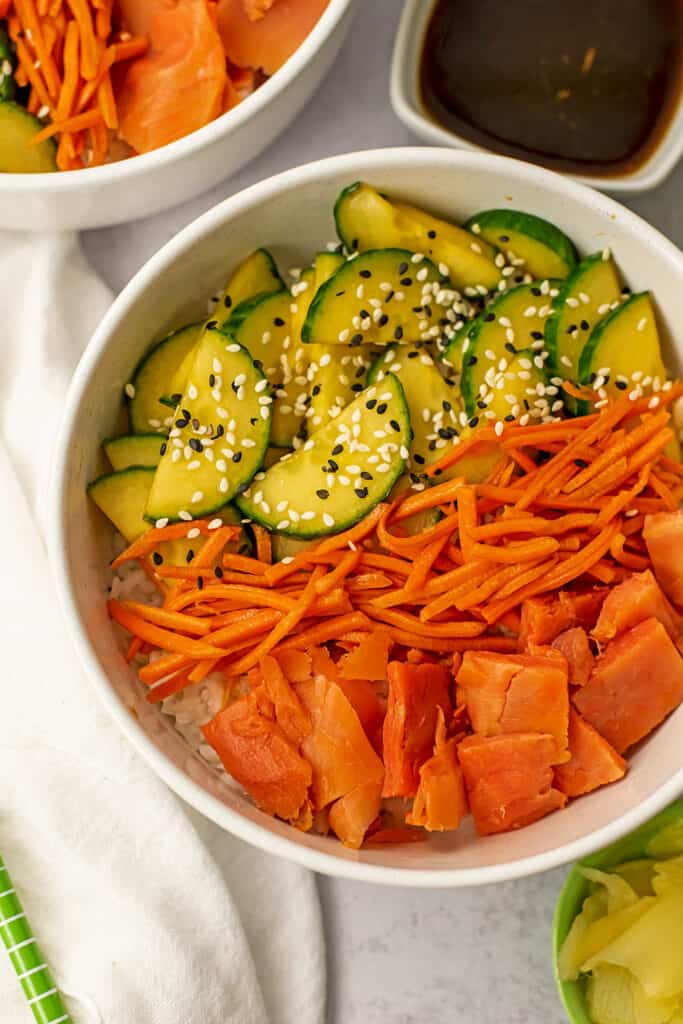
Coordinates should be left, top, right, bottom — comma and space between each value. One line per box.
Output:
390, 0, 683, 194
49, 145, 683, 886
0, 0, 355, 193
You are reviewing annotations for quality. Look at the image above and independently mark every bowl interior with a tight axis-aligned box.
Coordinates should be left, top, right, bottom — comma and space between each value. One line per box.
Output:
553, 799, 683, 1024
53, 149, 683, 883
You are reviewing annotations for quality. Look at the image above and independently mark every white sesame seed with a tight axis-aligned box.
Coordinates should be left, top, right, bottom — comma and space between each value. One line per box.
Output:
602, 247, 611, 261
648, 395, 660, 409
260, 407, 269, 420
323, 513, 335, 527
411, 253, 425, 263
637, 317, 647, 332
560, 355, 573, 368
566, 297, 580, 308
438, 262, 450, 277
178, 510, 192, 521
277, 520, 290, 530
494, 420, 504, 437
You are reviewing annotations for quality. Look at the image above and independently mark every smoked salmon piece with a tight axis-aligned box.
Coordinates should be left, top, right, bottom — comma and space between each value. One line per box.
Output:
458, 733, 566, 836
554, 709, 626, 798
338, 631, 391, 681
296, 677, 384, 811
457, 651, 569, 761
328, 779, 383, 849
552, 627, 594, 686
406, 709, 468, 832
382, 660, 452, 798
592, 570, 682, 644
334, 677, 385, 752
518, 589, 606, 650
574, 617, 683, 753
202, 688, 312, 824
217, 0, 330, 76
644, 512, 683, 607
117, 0, 228, 154
260, 654, 311, 746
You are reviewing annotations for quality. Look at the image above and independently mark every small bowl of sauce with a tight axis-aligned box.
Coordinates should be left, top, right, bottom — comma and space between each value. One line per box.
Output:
391, 0, 683, 192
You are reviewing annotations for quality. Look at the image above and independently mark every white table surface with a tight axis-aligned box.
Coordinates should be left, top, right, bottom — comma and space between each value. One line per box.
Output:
82, 4, 683, 1021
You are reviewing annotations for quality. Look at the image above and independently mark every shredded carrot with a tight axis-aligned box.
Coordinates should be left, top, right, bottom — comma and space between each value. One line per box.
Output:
108, 600, 227, 659
31, 106, 102, 141
253, 526, 272, 564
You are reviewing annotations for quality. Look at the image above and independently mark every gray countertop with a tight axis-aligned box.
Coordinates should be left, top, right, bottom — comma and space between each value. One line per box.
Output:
83, 4, 683, 1020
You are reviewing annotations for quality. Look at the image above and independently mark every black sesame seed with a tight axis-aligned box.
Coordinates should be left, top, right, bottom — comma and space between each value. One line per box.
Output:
514, 275, 524, 283
589, 372, 597, 383
468, 416, 479, 428
523, 399, 530, 411
567, 324, 577, 334
531, 287, 542, 297
191, 418, 200, 431
328, 459, 339, 471
475, 402, 486, 412
254, 359, 264, 371
274, 317, 285, 327
355, 487, 368, 499
621, 286, 631, 296
385, 291, 395, 302
530, 331, 544, 340
429, 440, 437, 451
505, 342, 517, 354
499, 234, 510, 243
206, 320, 218, 330
485, 312, 495, 322
351, 383, 364, 392
197, 576, 204, 590
351, 333, 363, 346
175, 417, 189, 429
250, 417, 257, 426
336, 291, 346, 298
377, 402, 387, 414
424, 304, 433, 318
389, 419, 401, 432
170, 393, 182, 405
413, 453, 426, 465
189, 438, 204, 452
434, 468, 443, 477
214, 566, 224, 579
152, 551, 163, 566
409, 472, 421, 483
316, 489, 329, 500
616, 380, 628, 390
361, 470, 373, 480
378, 314, 389, 327
237, 482, 250, 494
186, 549, 195, 563
360, 309, 370, 319
224, 295, 232, 309
442, 400, 452, 411
209, 373, 216, 387
312, 384, 321, 397
408, 350, 419, 359
574, 458, 589, 468
504, 414, 515, 422
215, 425, 224, 438
232, 452, 242, 463
332, 444, 344, 456
398, 262, 409, 274
359, 269, 372, 279
467, 356, 478, 367
160, 443, 167, 456
427, 229, 437, 239
412, 306, 423, 314
351, 238, 358, 250
400, 277, 412, 287
581, 319, 590, 331
366, 399, 377, 410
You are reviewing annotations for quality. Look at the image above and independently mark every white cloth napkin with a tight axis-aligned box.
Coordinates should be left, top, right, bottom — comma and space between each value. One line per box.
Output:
0, 232, 326, 1024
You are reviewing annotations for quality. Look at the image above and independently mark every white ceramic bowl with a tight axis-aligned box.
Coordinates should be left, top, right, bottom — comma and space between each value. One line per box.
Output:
391, 0, 683, 194
50, 147, 683, 886
0, 0, 356, 232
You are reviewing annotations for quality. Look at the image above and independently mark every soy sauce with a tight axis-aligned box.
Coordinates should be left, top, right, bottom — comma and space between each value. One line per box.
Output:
419, 0, 683, 177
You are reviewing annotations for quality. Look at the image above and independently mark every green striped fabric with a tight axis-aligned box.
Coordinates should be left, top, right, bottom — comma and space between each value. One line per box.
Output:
0, 855, 72, 1024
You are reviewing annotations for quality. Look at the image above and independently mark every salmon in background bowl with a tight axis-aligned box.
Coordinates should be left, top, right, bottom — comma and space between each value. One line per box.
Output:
0, 0, 357, 232
50, 147, 683, 886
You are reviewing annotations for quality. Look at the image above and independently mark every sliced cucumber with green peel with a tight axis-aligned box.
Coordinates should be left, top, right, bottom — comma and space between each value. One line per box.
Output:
224, 290, 307, 447
164, 249, 284, 404
0, 101, 57, 173
129, 323, 204, 433
368, 346, 460, 473
104, 434, 164, 471
145, 333, 270, 522
465, 209, 577, 279
334, 182, 500, 290
88, 467, 243, 567
443, 319, 477, 375
545, 253, 622, 381
578, 293, 667, 406
89, 468, 155, 542
305, 251, 368, 434
237, 374, 410, 538
460, 282, 556, 417
291, 265, 317, 342
302, 248, 452, 348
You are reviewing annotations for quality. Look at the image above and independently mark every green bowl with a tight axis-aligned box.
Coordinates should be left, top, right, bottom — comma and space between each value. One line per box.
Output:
553, 798, 683, 1024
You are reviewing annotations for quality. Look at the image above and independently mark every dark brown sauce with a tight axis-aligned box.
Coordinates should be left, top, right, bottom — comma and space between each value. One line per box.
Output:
419, 0, 683, 177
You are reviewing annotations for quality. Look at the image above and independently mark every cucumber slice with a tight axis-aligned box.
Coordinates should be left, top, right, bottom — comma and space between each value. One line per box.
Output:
305, 251, 370, 434
237, 374, 410, 538
224, 290, 307, 447
88, 467, 243, 569
443, 319, 477, 376
128, 323, 204, 433
465, 210, 578, 279
164, 249, 284, 404
545, 253, 622, 381
578, 293, 668, 405
271, 534, 315, 561
0, 28, 16, 101
368, 346, 460, 474
302, 248, 454, 348
460, 282, 556, 418
0, 101, 57, 173
145, 332, 270, 522
104, 434, 164, 471
334, 182, 500, 291
291, 265, 317, 342
88, 468, 154, 542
